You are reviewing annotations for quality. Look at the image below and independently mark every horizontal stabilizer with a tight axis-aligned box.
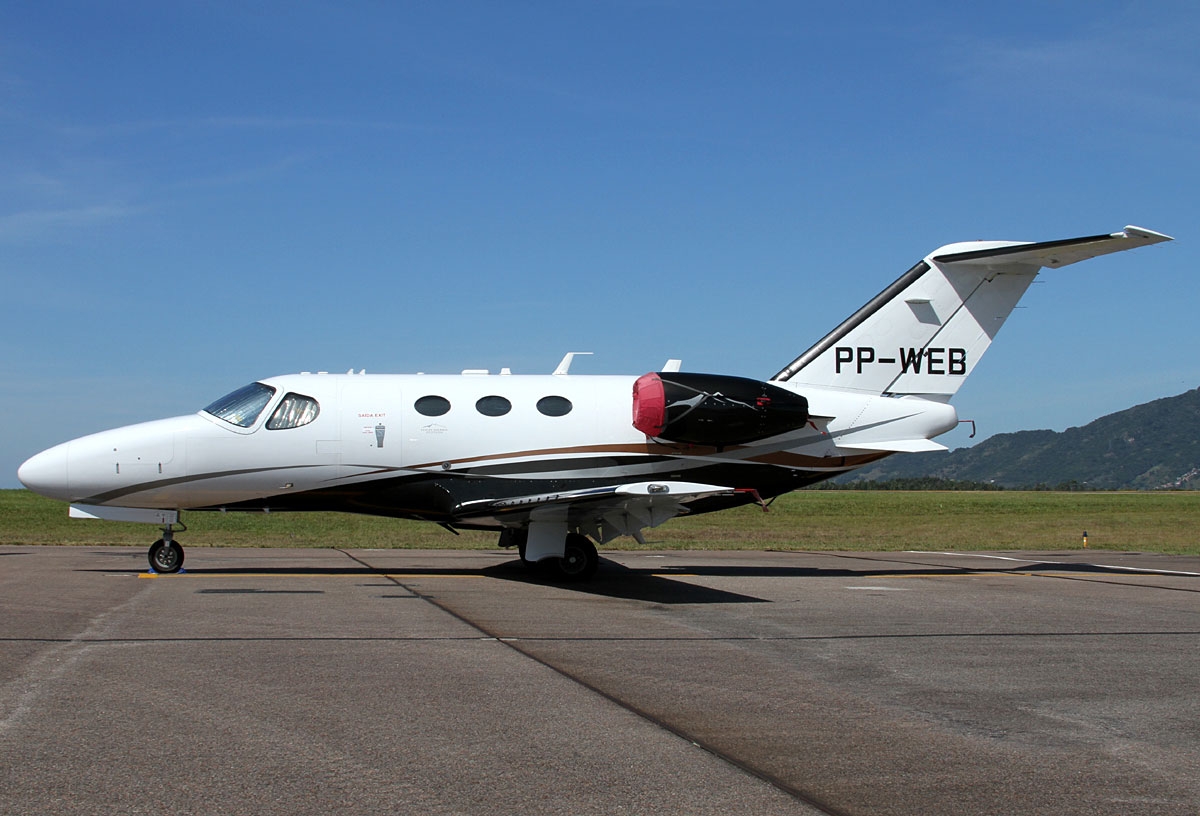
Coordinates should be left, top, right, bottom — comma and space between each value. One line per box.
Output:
837, 439, 949, 453
932, 225, 1172, 269
612, 481, 736, 498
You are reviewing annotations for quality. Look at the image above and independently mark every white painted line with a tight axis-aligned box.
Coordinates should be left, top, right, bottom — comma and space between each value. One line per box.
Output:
906, 551, 1199, 577
1093, 564, 1200, 577
906, 551, 1061, 564
845, 586, 910, 591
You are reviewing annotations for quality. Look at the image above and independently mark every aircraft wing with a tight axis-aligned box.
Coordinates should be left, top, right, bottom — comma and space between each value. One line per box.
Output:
932, 225, 1171, 269
452, 480, 737, 543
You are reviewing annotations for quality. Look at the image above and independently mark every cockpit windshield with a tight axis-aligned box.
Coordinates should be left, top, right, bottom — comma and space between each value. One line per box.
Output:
203, 382, 277, 428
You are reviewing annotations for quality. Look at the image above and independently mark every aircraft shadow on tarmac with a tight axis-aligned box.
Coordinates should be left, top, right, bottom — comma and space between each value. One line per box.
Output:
482, 559, 771, 605
79, 556, 770, 605
79, 554, 1194, 606
490, 557, 1199, 603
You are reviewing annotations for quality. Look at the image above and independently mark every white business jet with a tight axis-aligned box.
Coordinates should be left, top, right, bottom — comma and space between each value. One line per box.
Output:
18, 226, 1171, 579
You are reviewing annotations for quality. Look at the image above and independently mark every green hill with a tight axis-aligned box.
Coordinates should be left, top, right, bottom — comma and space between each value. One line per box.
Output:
841, 387, 1200, 490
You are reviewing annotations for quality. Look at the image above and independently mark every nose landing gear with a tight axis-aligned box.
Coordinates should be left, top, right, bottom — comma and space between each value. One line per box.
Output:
148, 523, 185, 574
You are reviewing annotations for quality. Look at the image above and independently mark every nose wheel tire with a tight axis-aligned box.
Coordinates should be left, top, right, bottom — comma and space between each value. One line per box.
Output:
148, 539, 184, 574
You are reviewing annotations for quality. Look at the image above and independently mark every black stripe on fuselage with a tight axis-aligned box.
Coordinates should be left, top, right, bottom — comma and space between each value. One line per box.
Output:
455, 454, 679, 477
77, 464, 365, 505
194, 460, 838, 521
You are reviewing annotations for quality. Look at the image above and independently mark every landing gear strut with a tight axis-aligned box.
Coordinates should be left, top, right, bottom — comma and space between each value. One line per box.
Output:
499, 528, 532, 566
148, 524, 185, 573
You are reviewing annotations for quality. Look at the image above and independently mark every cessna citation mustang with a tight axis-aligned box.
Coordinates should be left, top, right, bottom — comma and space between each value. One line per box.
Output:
19, 226, 1172, 579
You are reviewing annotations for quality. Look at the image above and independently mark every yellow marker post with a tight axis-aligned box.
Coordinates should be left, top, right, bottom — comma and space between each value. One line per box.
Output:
1082, 530, 1089, 549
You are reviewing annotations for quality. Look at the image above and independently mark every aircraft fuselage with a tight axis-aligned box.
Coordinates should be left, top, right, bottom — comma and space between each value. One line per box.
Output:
18, 372, 955, 526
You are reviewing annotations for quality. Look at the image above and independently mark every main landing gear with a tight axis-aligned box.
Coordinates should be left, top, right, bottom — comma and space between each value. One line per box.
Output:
502, 528, 599, 582
559, 533, 599, 581
148, 523, 185, 574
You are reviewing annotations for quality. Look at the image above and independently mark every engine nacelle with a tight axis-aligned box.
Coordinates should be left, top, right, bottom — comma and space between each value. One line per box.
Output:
632, 372, 810, 447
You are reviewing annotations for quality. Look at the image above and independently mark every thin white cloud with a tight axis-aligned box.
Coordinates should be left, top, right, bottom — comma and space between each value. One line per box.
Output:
198, 115, 422, 132
51, 115, 431, 141
169, 151, 316, 190
0, 203, 139, 243
945, 11, 1200, 126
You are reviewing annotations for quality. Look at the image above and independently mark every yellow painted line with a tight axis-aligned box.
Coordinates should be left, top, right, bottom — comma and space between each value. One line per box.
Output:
139, 571, 490, 580
885, 572, 1016, 578
140, 572, 332, 579
385, 574, 488, 579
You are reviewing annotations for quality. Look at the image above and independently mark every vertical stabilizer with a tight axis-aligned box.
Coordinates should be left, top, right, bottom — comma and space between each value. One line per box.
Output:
772, 226, 1171, 398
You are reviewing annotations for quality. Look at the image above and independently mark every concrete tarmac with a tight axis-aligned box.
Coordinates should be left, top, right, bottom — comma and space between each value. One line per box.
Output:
1, 545, 1198, 815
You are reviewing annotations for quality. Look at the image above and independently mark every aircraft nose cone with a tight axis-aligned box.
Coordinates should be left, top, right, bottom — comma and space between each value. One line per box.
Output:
17, 444, 71, 500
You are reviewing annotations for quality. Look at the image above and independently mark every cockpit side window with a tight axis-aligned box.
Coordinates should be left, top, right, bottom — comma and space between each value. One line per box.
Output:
267, 393, 320, 430
203, 382, 277, 428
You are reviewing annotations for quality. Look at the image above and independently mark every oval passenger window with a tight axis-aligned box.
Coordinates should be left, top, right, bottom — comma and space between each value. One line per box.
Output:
415, 395, 451, 417
475, 395, 512, 417
536, 396, 572, 417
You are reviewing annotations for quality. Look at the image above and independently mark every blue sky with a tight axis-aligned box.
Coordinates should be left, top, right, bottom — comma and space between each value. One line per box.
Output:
3, 1, 1196, 487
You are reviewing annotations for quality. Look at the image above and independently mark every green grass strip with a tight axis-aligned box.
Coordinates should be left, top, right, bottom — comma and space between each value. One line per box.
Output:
3, 489, 1198, 555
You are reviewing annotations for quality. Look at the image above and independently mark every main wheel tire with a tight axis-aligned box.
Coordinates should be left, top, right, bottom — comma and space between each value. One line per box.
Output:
148, 539, 184, 574
555, 533, 598, 582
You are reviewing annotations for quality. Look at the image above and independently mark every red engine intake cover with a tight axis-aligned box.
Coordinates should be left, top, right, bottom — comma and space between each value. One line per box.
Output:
631, 372, 667, 437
